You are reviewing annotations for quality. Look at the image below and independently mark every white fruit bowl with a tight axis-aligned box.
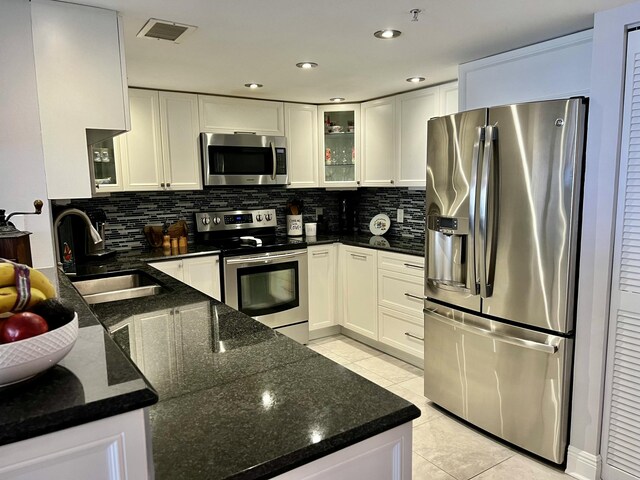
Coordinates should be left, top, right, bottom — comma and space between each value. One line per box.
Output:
0, 313, 78, 387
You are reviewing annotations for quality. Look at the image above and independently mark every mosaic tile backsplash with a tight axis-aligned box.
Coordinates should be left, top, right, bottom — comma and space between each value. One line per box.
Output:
56, 187, 426, 251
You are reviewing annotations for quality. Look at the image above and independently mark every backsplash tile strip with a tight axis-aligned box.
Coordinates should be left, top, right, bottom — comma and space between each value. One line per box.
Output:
54, 187, 426, 250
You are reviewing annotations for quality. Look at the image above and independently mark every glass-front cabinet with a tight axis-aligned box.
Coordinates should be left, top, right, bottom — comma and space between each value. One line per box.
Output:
89, 137, 123, 193
318, 104, 361, 188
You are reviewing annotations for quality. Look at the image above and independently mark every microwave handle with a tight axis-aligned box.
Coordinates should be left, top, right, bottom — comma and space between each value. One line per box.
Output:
270, 141, 277, 180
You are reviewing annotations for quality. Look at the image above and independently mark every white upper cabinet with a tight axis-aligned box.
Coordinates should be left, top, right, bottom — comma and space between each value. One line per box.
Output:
119, 89, 201, 192
361, 98, 396, 187
318, 104, 361, 188
285, 103, 319, 188
394, 81, 458, 188
159, 91, 202, 190
395, 86, 440, 187
31, 0, 129, 199
198, 95, 285, 136
120, 89, 164, 191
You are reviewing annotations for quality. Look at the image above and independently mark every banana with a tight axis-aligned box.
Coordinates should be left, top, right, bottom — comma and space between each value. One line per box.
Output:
0, 286, 47, 314
0, 262, 55, 300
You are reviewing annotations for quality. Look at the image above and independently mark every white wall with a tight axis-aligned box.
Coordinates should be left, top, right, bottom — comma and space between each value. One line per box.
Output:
0, 0, 55, 278
458, 30, 592, 110
567, 4, 640, 480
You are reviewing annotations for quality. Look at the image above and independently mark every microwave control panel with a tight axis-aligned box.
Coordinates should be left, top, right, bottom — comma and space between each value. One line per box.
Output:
195, 209, 277, 232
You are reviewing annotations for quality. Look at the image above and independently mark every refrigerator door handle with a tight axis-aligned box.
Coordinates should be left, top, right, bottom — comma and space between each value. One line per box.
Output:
478, 125, 496, 298
468, 126, 483, 295
425, 307, 558, 354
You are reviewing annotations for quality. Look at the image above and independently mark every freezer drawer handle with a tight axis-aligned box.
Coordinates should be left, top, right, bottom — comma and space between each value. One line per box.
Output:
226, 251, 306, 265
404, 293, 427, 302
404, 332, 424, 341
403, 263, 424, 270
425, 308, 558, 354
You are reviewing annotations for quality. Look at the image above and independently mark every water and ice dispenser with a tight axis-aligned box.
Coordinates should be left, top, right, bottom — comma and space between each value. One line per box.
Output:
426, 215, 473, 292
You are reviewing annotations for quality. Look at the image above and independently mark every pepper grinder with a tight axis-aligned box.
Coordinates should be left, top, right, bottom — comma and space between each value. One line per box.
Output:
0, 200, 43, 266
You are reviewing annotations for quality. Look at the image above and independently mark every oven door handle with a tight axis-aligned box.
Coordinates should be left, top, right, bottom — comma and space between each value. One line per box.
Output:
225, 251, 306, 265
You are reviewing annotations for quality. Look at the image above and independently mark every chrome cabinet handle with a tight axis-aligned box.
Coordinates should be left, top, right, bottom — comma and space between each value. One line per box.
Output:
312, 251, 329, 256
350, 253, 367, 260
234, 131, 256, 134
270, 141, 277, 181
404, 332, 424, 341
403, 263, 424, 270
425, 307, 558, 354
404, 293, 426, 301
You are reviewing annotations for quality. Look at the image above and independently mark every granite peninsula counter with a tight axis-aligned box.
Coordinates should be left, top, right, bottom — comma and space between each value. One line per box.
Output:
57, 253, 420, 479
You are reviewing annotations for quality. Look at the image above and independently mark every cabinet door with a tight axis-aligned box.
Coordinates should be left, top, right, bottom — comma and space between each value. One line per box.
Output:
318, 104, 361, 188
342, 246, 378, 339
159, 91, 202, 191
182, 255, 221, 299
395, 86, 439, 187
198, 95, 285, 136
285, 103, 318, 188
31, 0, 128, 199
149, 259, 184, 281
361, 98, 395, 187
308, 245, 336, 331
440, 81, 459, 115
120, 89, 164, 191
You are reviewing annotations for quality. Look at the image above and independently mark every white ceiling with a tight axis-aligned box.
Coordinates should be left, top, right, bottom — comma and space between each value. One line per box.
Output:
72, 0, 632, 104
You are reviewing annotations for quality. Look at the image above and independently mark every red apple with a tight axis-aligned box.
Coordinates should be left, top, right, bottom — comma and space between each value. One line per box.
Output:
0, 312, 49, 343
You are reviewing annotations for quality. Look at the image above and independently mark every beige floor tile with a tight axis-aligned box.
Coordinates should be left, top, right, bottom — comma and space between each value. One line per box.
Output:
385, 384, 442, 426
343, 363, 394, 387
395, 376, 426, 398
412, 415, 513, 480
307, 344, 352, 365
473, 454, 571, 480
354, 355, 422, 384
321, 338, 383, 362
413, 453, 455, 480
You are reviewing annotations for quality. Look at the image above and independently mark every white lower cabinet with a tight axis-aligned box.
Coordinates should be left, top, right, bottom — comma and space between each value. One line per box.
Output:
341, 246, 378, 339
149, 255, 221, 300
308, 245, 337, 331
0, 409, 151, 480
377, 252, 425, 360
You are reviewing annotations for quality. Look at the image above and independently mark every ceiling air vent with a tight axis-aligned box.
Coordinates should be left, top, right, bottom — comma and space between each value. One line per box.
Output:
137, 19, 197, 44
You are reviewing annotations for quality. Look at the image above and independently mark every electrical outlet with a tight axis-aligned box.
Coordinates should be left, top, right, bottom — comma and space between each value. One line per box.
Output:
315, 207, 323, 218
397, 209, 404, 223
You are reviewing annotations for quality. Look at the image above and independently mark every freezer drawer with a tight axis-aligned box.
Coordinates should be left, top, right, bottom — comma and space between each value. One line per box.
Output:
423, 302, 573, 463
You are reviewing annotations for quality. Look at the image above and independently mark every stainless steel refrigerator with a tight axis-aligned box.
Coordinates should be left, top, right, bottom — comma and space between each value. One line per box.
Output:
423, 97, 587, 464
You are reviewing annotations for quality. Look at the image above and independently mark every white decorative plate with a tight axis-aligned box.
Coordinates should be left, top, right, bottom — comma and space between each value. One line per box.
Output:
0, 313, 78, 386
370, 214, 391, 235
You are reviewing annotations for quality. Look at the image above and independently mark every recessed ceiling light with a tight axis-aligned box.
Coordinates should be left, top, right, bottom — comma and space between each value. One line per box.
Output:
406, 76, 426, 83
374, 29, 401, 39
296, 62, 318, 69
244, 83, 263, 89
330, 97, 345, 102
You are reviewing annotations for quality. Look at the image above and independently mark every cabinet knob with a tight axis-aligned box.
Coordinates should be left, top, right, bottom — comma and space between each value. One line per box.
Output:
160, 182, 165, 188
95, 184, 100, 189
166, 182, 171, 187
390, 180, 394, 184
356, 181, 360, 185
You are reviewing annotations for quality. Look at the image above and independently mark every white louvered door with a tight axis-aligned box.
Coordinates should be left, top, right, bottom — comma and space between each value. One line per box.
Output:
601, 29, 640, 480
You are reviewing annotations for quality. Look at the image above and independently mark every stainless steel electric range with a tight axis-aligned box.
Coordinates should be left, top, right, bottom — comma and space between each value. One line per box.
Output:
194, 208, 309, 344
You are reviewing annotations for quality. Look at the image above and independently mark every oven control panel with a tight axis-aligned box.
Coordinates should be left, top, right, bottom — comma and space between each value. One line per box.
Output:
195, 209, 277, 232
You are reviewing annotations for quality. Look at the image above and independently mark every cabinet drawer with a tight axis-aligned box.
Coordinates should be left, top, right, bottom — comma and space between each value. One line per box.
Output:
378, 270, 424, 317
378, 307, 424, 359
377, 251, 424, 278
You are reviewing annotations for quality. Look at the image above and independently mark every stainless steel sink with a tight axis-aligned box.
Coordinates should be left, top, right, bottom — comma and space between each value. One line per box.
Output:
72, 271, 163, 304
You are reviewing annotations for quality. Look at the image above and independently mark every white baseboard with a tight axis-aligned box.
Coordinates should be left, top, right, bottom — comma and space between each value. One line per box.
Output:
309, 325, 341, 341
566, 446, 601, 480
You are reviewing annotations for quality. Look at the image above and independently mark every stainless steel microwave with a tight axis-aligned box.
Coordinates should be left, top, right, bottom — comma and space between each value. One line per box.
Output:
200, 133, 288, 186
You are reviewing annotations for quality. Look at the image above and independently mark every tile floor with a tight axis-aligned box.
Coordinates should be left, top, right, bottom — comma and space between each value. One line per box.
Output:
307, 334, 572, 480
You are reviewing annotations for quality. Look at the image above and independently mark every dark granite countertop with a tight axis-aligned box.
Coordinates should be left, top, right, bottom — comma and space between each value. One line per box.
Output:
77, 260, 420, 479
0, 272, 158, 447
306, 234, 425, 257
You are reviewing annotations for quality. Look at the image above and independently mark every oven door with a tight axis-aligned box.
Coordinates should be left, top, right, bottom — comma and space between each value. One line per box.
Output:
224, 249, 308, 329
